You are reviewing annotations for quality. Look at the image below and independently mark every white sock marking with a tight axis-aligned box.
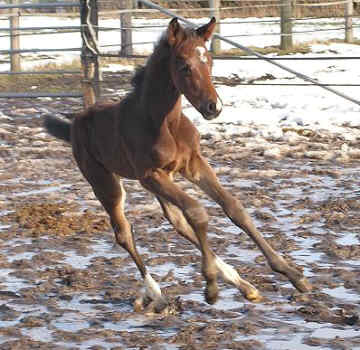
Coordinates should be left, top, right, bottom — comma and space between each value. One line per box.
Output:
144, 273, 162, 300
215, 256, 244, 287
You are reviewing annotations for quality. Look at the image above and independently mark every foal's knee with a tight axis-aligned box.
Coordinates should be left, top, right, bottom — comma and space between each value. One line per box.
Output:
112, 220, 132, 249
185, 206, 209, 231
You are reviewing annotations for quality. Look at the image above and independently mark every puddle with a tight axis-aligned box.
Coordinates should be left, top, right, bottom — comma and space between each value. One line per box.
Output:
104, 316, 178, 336
234, 328, 315, 349
6, 303, 48, 315
150, 261, 196, 281
52, 313, 90, 332
346, 259, 360, 267
62, 238, 127, 269
0, 224, 11, 232
0, 269, 30, 292
77, 339, 123, 349
13, 184, 72, 197
336, 233, 359, 246
290, 236, 331, 272
323, 285, 360, 303
212, 288, 245, 311
312, 327, 360, 339
0, 210, 15, 217
225, 244, 260, 264
57, 294, 104, 314
22, 327, 53, 342
7, 252, 37, 263
266, 334, 332, 350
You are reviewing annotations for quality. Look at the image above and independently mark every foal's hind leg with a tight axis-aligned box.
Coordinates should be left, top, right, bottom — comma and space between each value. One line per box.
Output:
73, 152, 166, 311
183, 155, 312, 293
157, 196, 262, 302
104, 182, 166, 311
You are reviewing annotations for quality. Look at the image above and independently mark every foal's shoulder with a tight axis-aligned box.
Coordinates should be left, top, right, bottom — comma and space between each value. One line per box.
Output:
180, 113, 199, 133
177, 113, 200, 145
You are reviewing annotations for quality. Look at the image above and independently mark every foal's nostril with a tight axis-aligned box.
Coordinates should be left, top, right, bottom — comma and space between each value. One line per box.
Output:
208, 102, 217, 114
201, 99, 222, 119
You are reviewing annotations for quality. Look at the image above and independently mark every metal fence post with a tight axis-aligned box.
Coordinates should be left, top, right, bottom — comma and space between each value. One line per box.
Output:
345, 0, 353, 43
120, 0, 133, 56
280, 0, 293, 50
209, 0, 221, 54
80, 0, 100, 107
9, 0, 21, 72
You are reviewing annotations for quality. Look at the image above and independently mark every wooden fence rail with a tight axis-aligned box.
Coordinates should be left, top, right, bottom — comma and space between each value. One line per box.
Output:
0, 1, 83, 100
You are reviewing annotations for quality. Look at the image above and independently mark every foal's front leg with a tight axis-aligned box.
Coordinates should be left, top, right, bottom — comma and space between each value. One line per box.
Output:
141, 169, 219, 304
183, 155, 313, 293
158, 196, 262, 302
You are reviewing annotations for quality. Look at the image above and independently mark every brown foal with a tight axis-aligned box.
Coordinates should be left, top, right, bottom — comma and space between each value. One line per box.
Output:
44, 17, 312, 311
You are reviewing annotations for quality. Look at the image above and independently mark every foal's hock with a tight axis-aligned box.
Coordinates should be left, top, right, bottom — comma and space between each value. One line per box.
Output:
44, 17, 312, 311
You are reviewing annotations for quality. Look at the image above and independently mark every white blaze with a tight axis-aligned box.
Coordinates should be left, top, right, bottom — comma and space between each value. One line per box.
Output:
196, 46, 208, 64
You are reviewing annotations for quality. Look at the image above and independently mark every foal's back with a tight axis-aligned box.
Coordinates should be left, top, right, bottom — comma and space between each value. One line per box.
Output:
71, 93, 201, 180
71, 95, 141, 179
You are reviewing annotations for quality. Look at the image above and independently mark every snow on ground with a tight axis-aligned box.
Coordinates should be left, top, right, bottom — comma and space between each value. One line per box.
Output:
0, 15, 359, 139
190, 42, 360, 140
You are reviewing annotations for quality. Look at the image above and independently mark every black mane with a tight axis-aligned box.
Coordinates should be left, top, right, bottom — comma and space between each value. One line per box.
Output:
130, 26, 197, 97
131, 65, 146, 93
129, 35, 169, 96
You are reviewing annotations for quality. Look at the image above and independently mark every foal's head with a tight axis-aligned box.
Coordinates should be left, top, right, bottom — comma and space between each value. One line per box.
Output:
167, 17, 222, 120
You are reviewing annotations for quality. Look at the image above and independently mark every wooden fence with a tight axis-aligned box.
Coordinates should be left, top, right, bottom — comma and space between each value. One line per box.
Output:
0, 0, 358, 105
95, 0, 358, 52
0, 1, 83, 100
1, 0, 358, 70
113, 0, 357, 52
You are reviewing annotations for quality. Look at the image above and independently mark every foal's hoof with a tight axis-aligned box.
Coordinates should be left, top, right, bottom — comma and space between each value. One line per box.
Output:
293, 277, 313, 293
245, 289, 263, 303
134, 295, 169, 314
149, 297, 169, 314
205, 282, 219, 305
133, 295, 148, 312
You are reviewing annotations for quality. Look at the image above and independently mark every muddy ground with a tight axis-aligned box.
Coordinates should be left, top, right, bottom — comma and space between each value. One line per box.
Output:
0, 72, 360, 349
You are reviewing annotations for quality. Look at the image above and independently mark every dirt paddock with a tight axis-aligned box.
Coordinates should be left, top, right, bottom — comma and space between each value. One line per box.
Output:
0, 78, 360, 349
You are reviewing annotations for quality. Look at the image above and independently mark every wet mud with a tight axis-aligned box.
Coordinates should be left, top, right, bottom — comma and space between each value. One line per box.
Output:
0, 73, 360, 349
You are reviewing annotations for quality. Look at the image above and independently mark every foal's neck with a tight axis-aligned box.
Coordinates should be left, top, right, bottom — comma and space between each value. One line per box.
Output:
141, 45, 181, 130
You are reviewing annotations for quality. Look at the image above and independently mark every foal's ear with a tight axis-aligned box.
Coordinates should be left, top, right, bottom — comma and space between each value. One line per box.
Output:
196, 17, 216, 42
167, 17, 185, 46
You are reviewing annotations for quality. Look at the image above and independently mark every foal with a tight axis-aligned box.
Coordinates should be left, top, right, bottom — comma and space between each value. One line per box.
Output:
44, 18, 312, 311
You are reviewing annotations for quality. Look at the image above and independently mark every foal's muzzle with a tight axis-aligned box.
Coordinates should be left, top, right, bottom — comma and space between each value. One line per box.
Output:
201, 97, 223, 120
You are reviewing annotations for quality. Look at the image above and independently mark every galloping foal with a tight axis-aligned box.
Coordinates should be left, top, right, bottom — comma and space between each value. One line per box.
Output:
44, 17, 312, 311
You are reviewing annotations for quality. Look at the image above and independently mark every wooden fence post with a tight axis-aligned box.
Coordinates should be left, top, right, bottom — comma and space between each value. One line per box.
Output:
80, 0, 100, 107
345, 0, 353, 43
120, 0, 133, 56
209, 0, 221, 54
280, 0, 293, 50
9, 0, 21, 72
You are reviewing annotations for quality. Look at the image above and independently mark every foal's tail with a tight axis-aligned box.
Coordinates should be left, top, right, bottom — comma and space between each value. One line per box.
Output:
44, 115, 71, 143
